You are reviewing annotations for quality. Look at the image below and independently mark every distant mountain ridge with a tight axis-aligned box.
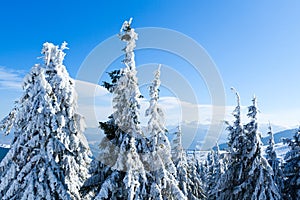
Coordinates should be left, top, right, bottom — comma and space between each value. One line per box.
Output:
218, 129, 296, 150
0, 129, 296, 162
261, 129, 296, 145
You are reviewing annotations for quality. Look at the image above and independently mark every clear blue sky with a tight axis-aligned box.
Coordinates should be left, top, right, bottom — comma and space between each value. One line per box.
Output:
1, 0, 300, 127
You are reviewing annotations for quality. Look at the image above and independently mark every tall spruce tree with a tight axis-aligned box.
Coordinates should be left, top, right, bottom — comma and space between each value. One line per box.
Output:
283, 127, 300, 199
216, 88, 245, 199
226, 88, 244, 154
186, 152, 205, 200
206, 144, 223, 200
171, 126, 189, 196
171, 127, 205, 199
82, 19, 187, 200
265, 123, 284, 196
242, 97, 280, 199
82, 18, 148, 200
145, 65, 185, 200
204, 150, 214, 198
0, 42, 91, 200
217, 92, 281, 200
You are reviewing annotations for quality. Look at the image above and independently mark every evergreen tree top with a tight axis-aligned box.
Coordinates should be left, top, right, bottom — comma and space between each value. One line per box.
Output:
247, 95, 259, 120
119, 18, 138, 71
112, 18, 142, 134
145, 64, 165, 137
226, 88, 243, 150
266, 123, 277, 160
41, 42, 68, 67
0, 42, 91, 200
231, 87, 241, 121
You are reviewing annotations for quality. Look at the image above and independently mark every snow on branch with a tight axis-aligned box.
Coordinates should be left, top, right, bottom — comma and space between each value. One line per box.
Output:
119, 18, 138, 70
41, 41, 69, 67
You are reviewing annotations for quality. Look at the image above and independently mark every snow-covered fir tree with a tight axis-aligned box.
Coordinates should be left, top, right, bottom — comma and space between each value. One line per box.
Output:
204, 150, 214, 198
0, 42, 91, 200
171, 126, 188, 196
81, 18, 149, 200
112, 18, 142, 135
205, 144, 223, 200
213, 143, 227, 175
282, 127, 300, 199
171, 126, 205, 199
145, 65, 186, 200
82, 19, 188, 200
241, 97, 280, 199
186, 152, 206, 200
217, 93, 281, 200
266, 124, 276, 163
171, 126, 185, 166
265, 123, 284, 196
226, 88, 244, 153
215, 88, 245, 199
197, 161, 207, 194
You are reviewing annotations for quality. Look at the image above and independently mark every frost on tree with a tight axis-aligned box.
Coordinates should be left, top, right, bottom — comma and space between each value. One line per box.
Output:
283, 127, 300, 199
186, 152, 206, 200
205, 144, 224, 200
81, 18, 148, 200
0, 42, 91, 200
265, 123, 284, 196
81, 19, 187, 200
215, 88, 245, 199
171, 127, 204, 200
145, 66, 186, 200
217, 92, 281, 200
226, 88, 243, 153
171, 126, 189, 196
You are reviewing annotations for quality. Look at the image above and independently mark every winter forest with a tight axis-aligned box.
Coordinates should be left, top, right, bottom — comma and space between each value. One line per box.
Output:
0, 19, 299, 200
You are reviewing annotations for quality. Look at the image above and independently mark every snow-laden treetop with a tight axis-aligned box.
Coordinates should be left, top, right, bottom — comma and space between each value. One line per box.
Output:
42, 41, 69, 67
119, 17, 138, 70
